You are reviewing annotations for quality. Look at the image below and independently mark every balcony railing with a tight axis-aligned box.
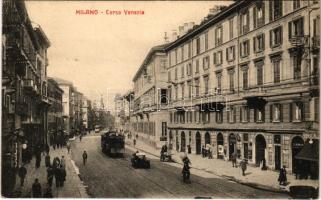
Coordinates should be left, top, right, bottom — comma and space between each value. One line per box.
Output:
22, 79, 34, 90
289, 35, 306, 46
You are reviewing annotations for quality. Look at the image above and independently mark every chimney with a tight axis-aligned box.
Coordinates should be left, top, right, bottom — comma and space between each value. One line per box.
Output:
172, 30, 178, 41
188, 22, 195, 31
163, 32, 169, 43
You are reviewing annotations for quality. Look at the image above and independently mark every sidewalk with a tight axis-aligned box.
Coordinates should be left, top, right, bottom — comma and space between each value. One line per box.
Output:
12, 147, 89, 198
127, 139, 319, 193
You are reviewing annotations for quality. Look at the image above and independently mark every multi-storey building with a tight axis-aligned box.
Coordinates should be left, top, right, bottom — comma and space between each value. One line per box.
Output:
131, 44, 170, 148
2, 0, 50, 196
47, 78, 63, 145
73, 89, 83, 133
114, 93, 132, 132
82, 96, 91, 131
164, 0, 319, 178
54, 77, 75, 136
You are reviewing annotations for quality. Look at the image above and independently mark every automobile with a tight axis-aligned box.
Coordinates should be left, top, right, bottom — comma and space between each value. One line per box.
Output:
131, 152, 150, 169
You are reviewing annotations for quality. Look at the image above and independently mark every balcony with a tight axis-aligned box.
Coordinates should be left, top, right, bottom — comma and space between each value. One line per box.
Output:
16, 102, 29, 117
40, 95, 51, 106
289, 35, 307, 47
22, 79, 35, 92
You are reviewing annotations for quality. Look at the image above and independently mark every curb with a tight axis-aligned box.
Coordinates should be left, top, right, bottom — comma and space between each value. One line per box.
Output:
128, 142, 290, 195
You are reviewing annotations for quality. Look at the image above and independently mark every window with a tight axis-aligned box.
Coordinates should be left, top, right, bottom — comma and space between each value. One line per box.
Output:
241, 10, 250, 34
290, 102, 303, 121
228, 70, 235, 92
187, 81, 192, 98
253, 34, 265, 53
216, 109, 223, 123
168, 71, 171, 82
194, 78, 200, 97
215, 26, 223, 46
240, 106, 250, 122
181, 83, 185, 99
254, 107, 265, 122
160, 89, 167, 104
313, 17, 320, 37
226, 46, 235, 61
293, 53, 302, 80
175, 49, 178, 64
272, 104, 282, 122
242, 67, 248, 89
175, 68, 178, 80
175, 85, 178, 100
204, 76, 209, 95
272, 58, 281, 83
269, 0, 282, 21
168, 86, 172, 102
216, 73, 222, 95
254, 2, 265, 28
229, 18, 234, 39
188, 42, 192, 58
214, 51, 223, 65
203, 56, 210, 70
181, 46, 184, 62
202, 112, 210, 124
270, 26, 282, 47
196, 38, 200, 54
293, 0, 300, 10
181, 66, 185, 78
240, 40, 250, 57
255, 61, 264, 86
289, 17, 304, 39
195, 59, 199, 74
187, 63, 192, 76
228, 106, 236, 123
205, 32, 209, 50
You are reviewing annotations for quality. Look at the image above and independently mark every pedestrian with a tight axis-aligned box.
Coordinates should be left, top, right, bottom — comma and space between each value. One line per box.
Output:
53, 157, 60, 168
82, 150, 88, 165
241, 159, 247, 176
45, 153, 51, 167
45, 143, 50, 155
208, 148, 213, 159
53, 141, 56, 150
54, 165, 61, 187
133, 138, 136, 147
201, 145, 205, 158
232, 152, 237, 167
32, 178, 42, 198
60, 155, 66, 169
43, 185, 53, 198
60, 165, 66, 186
35, 151, 41, 168
278, 165, 287, 186
18, 164, 27, 186
79, 134, 82, 142
47, 166, 54, 187
66, 141, 71, 154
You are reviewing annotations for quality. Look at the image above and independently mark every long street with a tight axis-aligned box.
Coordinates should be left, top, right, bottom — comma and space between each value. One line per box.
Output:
70, 133, 290, 198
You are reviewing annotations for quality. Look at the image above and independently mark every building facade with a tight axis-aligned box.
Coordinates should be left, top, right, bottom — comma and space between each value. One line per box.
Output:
164, 0, 319, 177
131, 44, 170, 148
47, 78, 64, 145
2, 0, 50, 196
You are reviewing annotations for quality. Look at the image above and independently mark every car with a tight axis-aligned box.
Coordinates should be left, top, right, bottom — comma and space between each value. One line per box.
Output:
131, 152, 150, 169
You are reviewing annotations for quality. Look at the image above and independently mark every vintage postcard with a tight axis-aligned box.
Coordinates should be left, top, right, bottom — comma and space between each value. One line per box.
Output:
2, 0, 320, 198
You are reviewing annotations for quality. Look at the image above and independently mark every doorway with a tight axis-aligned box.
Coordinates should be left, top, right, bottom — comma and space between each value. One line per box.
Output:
255, 134, 266, 166
205, 132, 211, 147
217, 133, 224, 159
195, 132, 201, 154
229, 133, 236, 160
292, 136, 304, 173
275, 145, 281, 170
181, 131, 186, 152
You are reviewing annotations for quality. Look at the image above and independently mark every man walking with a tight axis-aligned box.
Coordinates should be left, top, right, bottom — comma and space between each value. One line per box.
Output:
45, 153, 51, 167
32, 178, 42, 198
82, 150, 88, 166
66, 141, 71, 154
18, 164, 27, 186
240, 159, 247, 176
35, 150, 41, 169
47, 166, 54, 187
60, 156, 66, 169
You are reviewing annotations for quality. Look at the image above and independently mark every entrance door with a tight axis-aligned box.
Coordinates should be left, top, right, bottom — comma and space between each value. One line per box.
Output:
255, 134, 266, 166
181, 132, 186, 152
275, 145, 281, 170
196, 132, 201, 154
292, 136, 304, 173
205, 132, 211, 147
229, 134, 236, 160
217, 133, 224, 159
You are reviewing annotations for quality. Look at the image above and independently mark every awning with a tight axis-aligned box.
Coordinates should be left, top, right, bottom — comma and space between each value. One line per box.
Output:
295, 139, 319, 162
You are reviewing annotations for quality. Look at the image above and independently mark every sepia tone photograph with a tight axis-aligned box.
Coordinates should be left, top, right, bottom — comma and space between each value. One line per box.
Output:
1, 0, 320, 198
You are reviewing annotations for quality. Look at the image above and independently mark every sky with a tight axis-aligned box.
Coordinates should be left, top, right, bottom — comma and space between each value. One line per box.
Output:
25, 1, 232, 111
